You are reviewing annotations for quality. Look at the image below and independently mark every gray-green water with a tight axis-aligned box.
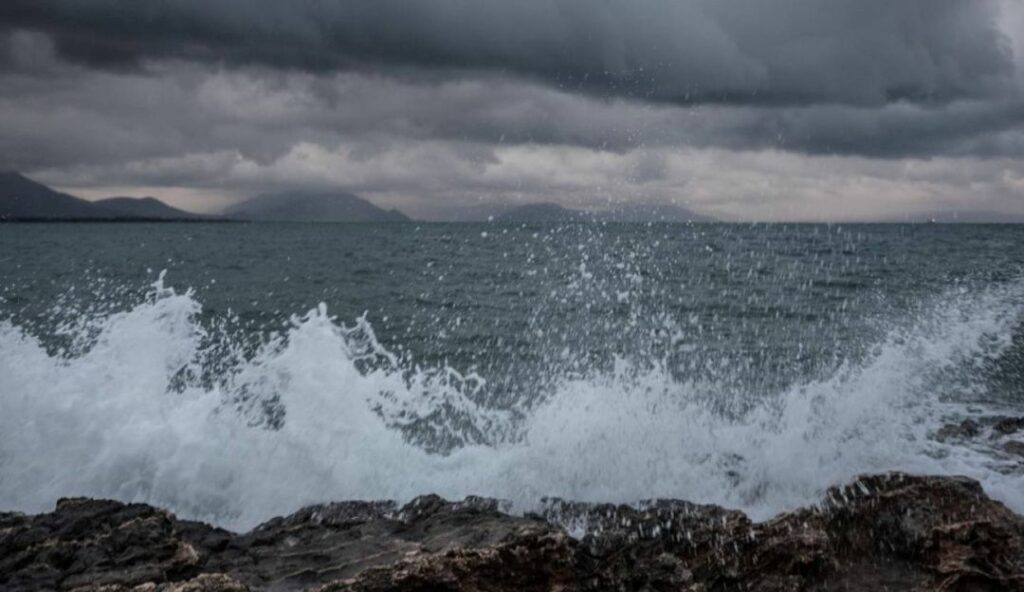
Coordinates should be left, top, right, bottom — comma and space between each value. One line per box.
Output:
1, 222, 1023, 529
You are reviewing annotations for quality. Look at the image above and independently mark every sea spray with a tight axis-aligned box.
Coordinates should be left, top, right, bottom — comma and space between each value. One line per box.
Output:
1, 272, 1023, 531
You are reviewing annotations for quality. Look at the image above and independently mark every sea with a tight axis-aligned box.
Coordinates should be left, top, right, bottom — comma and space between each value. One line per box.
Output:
1, 221, 1023, 531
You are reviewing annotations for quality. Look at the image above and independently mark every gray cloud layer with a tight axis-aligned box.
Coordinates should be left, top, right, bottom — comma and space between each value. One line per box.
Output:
2, 0, 1017, 106
1, 1, 1023, 219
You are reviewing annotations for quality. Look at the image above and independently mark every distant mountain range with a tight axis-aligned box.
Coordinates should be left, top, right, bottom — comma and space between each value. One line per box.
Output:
223, 191, 410, 222
0, 172, 205, 221
11, 171, 1018, 224
0, 176, 714, 224
495, 202, 715, 223
0, 173, 409, 223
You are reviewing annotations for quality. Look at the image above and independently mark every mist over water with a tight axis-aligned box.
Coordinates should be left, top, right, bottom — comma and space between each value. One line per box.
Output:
1, 222, 1023, 531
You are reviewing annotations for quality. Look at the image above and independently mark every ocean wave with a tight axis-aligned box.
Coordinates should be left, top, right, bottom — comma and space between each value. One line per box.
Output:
1, 272, 1022, 531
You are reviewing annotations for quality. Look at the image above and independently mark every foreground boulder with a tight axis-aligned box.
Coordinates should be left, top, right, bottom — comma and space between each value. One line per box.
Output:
1, 473, 1021, 591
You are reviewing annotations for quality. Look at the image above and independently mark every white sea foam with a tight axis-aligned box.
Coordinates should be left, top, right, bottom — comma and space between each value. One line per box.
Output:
1, 273, 1022, 531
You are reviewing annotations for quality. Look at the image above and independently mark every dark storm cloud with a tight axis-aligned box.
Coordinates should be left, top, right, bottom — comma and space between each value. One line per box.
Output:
2, 59, 1024, 182
1, 1, 1023, 220
0, 0, 1016, 107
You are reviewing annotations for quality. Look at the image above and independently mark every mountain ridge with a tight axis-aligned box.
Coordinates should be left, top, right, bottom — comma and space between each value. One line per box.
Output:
223, 190, 410, 222
0, 172, 206, 221
0, 172, 120, 220
93, 196, 207, 220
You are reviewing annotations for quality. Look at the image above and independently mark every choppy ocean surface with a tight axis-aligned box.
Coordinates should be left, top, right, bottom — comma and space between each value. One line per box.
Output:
1, 222, 1023, 531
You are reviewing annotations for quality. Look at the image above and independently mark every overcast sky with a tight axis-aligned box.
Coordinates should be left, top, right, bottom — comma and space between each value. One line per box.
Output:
1, 0, 1023, 220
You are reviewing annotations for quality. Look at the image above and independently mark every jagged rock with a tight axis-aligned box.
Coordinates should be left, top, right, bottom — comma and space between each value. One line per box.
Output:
2, 474, 1022, 591
0, 498, 222, 591
69, 573, 249, 592
229, 494, 544, 589
936, 415, 1024, 442
936, 419, 982, 441
316, 526, 576, 592
994, 417, 1024, 437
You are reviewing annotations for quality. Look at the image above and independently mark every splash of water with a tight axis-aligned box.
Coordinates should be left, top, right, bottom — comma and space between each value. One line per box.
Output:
0, 273, 1021, 531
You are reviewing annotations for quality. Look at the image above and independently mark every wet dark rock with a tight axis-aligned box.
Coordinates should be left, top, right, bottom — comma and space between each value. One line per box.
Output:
1006, 441, 1024, 458
936, 415, 1024, 442
936, 419, 982, 441
70, 573, 250, 591
2, 473, 1022, 591
994, 417, 1024, 437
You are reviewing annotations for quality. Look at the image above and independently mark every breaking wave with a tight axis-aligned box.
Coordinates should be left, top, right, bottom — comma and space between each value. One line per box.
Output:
1, 272, 1022, 531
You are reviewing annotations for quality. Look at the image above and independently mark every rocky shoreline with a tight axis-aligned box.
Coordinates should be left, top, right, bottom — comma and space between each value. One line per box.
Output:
1, 469, 1022, 592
